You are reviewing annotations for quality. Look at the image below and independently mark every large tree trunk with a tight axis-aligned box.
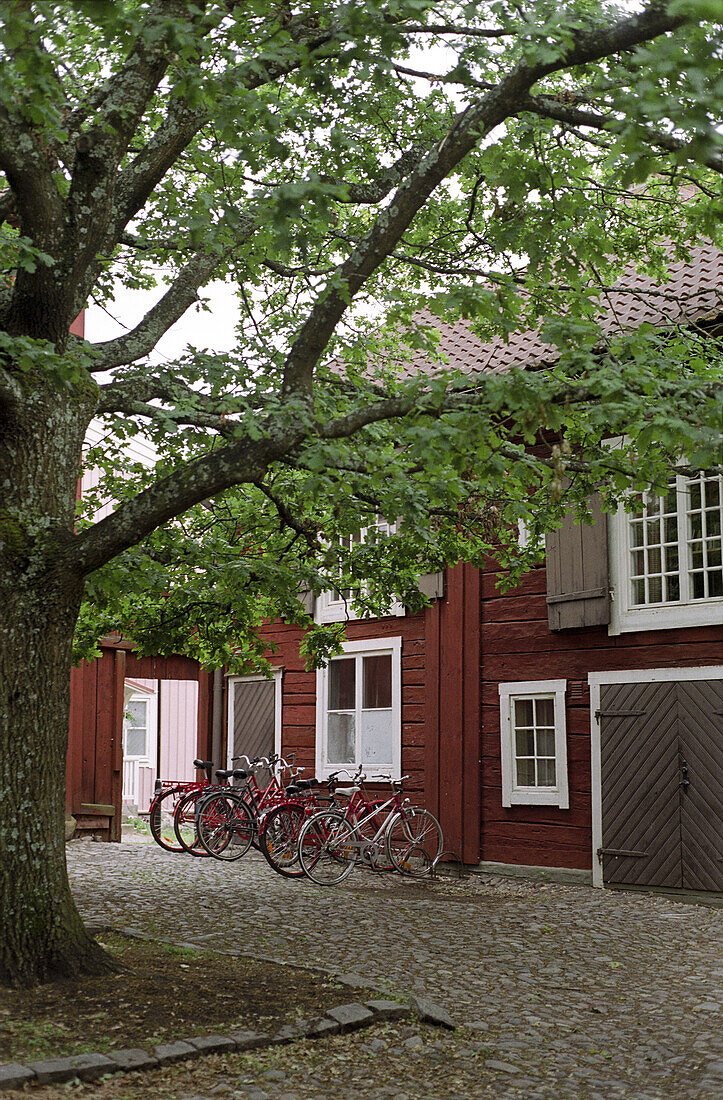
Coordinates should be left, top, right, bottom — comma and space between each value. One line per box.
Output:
0, 367, 111, 986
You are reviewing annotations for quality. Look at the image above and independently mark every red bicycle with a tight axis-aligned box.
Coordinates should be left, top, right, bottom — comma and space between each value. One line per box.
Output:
147, 759, 214, 853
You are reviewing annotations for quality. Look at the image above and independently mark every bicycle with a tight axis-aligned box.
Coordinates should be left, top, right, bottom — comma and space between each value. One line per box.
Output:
147, 759, 214, 853
259, 773, 341, 878
172, 765, 251, 857
296, 769, 443, 886
195, 754, 299, 861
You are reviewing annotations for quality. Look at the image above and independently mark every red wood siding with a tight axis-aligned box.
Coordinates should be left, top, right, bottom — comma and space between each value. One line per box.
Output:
482, 560, 723, 870
260, 568, 482, 865
424, 563, 481, 865
259, 613, 430, 800
66, 645, 210, 840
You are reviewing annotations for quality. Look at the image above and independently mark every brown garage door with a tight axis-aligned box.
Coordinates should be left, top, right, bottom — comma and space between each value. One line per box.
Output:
599, 679, 723, 890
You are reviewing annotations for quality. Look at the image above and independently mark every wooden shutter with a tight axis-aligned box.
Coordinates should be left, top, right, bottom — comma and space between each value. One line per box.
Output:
417, 572, 445, 600
545, 493, 610, 630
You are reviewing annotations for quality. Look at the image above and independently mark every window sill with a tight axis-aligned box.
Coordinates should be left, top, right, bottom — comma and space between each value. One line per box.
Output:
504, 788, 569, 809
609, 598, 723, 635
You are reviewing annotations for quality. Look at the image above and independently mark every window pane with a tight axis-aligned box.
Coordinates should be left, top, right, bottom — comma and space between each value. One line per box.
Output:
631, 549, 645, 576
537, 758, 557, 787
689, 481, 701, 510
126, 700, 147, 727
537, 728, 556, 757
329, 658, 356, 711
327, 713, 355, 764
707, 510, 721, 537
360, 710, 393, 768
690, 512, 703, 540
125, 728, 147, 756
692, 572, 705, 599
363, 655, 392, 709
632, 578, 646, 605
707, 539, 721, 568
648, 576, 663, 603
514, 698, 534, 727
516, 758, 536, 786
666, 574, 680, 602
704, 478, 720, 509
664, 545, 679, 572
709, 570, 723, 597
515, 729, 535, 756
535, 698, 555, 726
647, 547, 661, 574
664, 516, 678, 542
630, 521, 644, 548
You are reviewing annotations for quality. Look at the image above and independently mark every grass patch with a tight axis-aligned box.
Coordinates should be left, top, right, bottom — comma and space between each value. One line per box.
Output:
0, 932, 349, 1063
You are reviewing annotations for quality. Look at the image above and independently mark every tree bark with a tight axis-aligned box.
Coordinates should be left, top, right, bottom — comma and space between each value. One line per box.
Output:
0, 367, 111, 986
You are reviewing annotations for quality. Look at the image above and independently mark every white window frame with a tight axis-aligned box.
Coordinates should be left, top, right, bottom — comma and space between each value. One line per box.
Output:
315, 637, 402, 780
315, 519, 405, 623
225, 670, 283, 769
123, 682, 157, 767
498, 679, 569, 808
609, 472, 723, 635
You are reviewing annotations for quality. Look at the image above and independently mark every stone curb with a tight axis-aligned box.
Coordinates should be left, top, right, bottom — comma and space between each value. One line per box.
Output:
0, 927, 457, 1090
0, 1000, 426, 1090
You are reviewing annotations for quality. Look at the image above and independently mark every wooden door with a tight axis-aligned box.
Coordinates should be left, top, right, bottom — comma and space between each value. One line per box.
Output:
678, 681, 723, 890
599, 679, 723, 890
229, 678, 276, 768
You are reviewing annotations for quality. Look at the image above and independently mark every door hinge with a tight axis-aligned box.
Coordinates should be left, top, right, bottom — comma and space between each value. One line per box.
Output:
594, 709, 646, 720
597, 848, 648, 859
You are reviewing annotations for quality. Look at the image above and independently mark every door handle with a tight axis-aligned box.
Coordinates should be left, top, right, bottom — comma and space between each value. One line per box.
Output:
679, 759, 690, 790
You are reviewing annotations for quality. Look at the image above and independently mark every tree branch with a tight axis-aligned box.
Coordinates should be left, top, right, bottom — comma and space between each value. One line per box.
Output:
281, 1, 690, 401
92, 214, 257, 371
71, 427, 306, 578
520, 95, 723, 176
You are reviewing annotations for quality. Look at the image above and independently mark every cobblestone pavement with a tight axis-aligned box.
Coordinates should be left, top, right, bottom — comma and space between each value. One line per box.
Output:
65, 839, 722, 1099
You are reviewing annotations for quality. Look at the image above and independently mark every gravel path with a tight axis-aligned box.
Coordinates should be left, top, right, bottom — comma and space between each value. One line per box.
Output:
65, 838, 722, 1099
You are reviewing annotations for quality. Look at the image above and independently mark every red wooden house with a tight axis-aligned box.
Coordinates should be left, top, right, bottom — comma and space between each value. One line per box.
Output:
68, 246, 723, 894
233, 243, 722, 894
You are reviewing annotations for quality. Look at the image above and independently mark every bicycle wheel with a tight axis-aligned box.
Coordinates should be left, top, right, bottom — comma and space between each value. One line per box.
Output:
260, 803, 307, 878
385, 807, 443, 877
149, 787, 186, 853
297, 810, 358, 886
197, 791, 254, 861
173, 788, 211, 856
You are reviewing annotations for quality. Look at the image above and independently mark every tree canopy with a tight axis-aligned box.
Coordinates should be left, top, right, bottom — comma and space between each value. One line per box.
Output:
1, 0, 722, 671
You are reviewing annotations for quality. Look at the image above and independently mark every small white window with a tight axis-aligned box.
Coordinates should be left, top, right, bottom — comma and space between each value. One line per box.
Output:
315, 518, 405, 622
316, 638, 401, 779
123, 687, 154, 760
498, 680, 569, 808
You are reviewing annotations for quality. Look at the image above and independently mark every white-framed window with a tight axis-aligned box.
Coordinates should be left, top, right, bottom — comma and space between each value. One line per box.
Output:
316, 637, 402, 779
315, 518, 405, 623
609, 471, 723, 634
122, 682, 157, 763
498, 680, 569, 808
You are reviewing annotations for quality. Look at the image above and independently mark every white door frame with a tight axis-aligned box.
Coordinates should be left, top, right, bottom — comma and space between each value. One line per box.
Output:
226, 670, 282, 769
588, 664, 723, 888
122, 681, 158, 805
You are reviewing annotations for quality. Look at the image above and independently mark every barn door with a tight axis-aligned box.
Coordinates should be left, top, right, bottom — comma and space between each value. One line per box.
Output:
677, 681, 723, 890
599, 679, 723, 890
228, 677, 277, 769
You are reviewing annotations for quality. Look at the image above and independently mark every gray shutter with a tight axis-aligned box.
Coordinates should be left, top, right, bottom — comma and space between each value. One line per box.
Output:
545, 493, 610, 630
417, 572, 445, 600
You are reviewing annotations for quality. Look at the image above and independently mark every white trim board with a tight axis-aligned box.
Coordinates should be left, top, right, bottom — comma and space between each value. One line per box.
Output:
588, 665, 723, 888
226, 670, 283, 769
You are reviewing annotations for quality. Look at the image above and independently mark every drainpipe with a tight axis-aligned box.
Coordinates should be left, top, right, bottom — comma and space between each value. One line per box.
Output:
211, 668, 225, 768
